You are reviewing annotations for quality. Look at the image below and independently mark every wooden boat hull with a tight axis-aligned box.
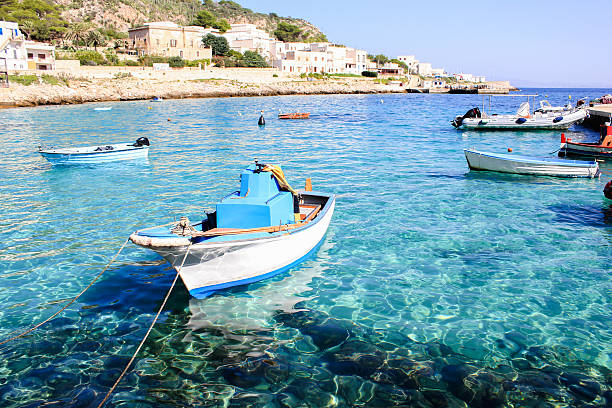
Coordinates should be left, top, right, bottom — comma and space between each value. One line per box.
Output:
464, 149, 600, 178
460, 109, 587, 130
130, 192, 335, 299
278, 113, 310, 119
39, 143, 149, 164
559, 141, 612, 158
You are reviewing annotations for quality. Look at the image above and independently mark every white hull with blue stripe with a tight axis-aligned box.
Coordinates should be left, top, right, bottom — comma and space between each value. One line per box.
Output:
130, 164, 335, 299
460, 108, 587, 130
38, 138, 150, 164
464, 149, 600, 178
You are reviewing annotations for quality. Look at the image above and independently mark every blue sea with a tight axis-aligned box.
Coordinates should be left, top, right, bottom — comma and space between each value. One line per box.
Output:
0, 88, 610, 407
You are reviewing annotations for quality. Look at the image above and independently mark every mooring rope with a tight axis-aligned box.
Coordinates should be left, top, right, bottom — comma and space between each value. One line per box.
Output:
97, 243, 193, 408
0, 238, 131, 347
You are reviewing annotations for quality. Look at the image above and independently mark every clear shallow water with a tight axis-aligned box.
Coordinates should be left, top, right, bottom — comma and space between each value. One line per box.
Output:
0, 88, 610, 407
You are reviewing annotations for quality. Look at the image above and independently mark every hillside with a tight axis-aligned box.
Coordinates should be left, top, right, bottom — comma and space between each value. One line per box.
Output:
53, 0, 326, 41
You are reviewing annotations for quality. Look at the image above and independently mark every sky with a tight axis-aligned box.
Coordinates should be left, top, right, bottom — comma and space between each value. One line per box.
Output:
236, 0, 612, 88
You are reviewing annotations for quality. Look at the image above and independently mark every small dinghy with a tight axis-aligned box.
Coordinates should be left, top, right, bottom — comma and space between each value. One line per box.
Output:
464, 148, 600, 178
278, 112, 310, 119
38, 137, 150, 164
130, 162, 335, 299
559, 124, 612, 159
93, 106, 112, 111
151, 96, 163, 102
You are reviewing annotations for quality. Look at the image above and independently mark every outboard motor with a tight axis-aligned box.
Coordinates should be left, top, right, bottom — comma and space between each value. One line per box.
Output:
451, 107, 481, 128
133, 137, 150, 147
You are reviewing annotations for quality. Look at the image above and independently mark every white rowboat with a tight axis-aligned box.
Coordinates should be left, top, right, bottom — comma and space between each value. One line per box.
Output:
38, 137, 150, 164
130, 163, 335, 299
464, 149, 600, 178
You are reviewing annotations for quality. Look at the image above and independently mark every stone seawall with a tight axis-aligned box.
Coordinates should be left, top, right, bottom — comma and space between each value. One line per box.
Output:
0, 77, 404, 108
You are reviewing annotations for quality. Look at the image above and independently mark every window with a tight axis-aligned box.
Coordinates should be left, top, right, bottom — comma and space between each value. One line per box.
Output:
197, 51, 199, 57
190, 40, 193, 47
27, 53, 33, 59
170, 39, 177, 47
38, 54, 45, 60
180, 51, 183, 58
156, 39, 159, 46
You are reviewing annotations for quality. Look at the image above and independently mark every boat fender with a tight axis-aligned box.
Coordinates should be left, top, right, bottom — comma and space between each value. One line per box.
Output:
515, 118, 527, 124
605, 180, 612, 200
560, 133, 566, 143
133, 137, 150, 147
553, 116, 564, 123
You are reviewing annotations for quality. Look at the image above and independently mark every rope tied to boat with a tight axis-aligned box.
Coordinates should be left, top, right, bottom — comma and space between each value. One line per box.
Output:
0, 238, 131, 348
97, 243, 193, 408
171, 216, 198, 236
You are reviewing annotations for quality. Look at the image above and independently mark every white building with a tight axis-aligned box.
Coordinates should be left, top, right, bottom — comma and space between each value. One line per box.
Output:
379, 62, 405, 76
397, 55, 419, 74
25, 41, 55, 70
222, 24, 275, 60
274, 49, 328, 74
272, 42, 368, 75
454, 73, 474, 82
0, 21, 27, 70
417, 62, 432, 76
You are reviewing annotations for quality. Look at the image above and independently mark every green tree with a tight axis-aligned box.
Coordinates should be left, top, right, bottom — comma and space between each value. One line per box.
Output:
167, 56, 185, 68
0, 0, 68, 42
202, 33, 229, 56
243, 50, 267, 68
86, 29, 106, 51
192, 10, 216, 28
373, 54, 388, 67
390, 59, 409, 71
212, 18, 230, 33
67, 22, 91, 48
274, 22, 302, 42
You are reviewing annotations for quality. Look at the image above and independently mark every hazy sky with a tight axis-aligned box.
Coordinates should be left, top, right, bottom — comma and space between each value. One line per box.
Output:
237, 0, 611, 88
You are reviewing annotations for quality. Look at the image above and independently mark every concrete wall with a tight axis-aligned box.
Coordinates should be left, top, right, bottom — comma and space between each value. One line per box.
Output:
34, 65, 299, 83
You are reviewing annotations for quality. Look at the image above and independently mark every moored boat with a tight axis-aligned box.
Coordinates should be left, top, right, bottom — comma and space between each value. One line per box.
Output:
129, 162, 335, 299
452, 95, 588, 130
38, 137, 150, 164
278, 112, 310, 119
464, 148, 600, 178
558, 123, 612, 159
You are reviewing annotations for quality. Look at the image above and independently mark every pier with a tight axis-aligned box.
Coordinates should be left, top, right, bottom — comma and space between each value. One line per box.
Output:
584, 104, 612, 130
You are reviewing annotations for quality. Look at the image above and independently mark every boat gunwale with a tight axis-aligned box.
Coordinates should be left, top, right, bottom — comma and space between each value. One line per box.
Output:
564, 141, 612, 150
39, 144, 149, 156
133, 191, 335, 249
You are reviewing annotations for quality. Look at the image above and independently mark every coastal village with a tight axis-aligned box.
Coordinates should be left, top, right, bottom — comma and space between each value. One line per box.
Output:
0, 18, 513, 106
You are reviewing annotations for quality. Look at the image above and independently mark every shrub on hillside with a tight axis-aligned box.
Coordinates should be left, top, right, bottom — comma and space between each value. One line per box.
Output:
167, 56, 185, 68
74, 50, 106, 66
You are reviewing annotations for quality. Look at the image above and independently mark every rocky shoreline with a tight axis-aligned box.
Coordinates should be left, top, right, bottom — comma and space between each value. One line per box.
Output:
0, 77, 404, 108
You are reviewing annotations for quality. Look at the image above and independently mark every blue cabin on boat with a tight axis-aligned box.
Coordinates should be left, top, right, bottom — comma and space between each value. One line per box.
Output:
215, 166, 295, 229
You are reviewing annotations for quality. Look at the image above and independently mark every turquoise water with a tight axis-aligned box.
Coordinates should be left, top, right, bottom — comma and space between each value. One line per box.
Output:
0, 89, 610, 407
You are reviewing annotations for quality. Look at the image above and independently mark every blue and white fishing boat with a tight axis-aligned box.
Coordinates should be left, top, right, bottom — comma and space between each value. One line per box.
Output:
129, 162, 335, 299
464, 148, 600, 178
38, 137, 150, 164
